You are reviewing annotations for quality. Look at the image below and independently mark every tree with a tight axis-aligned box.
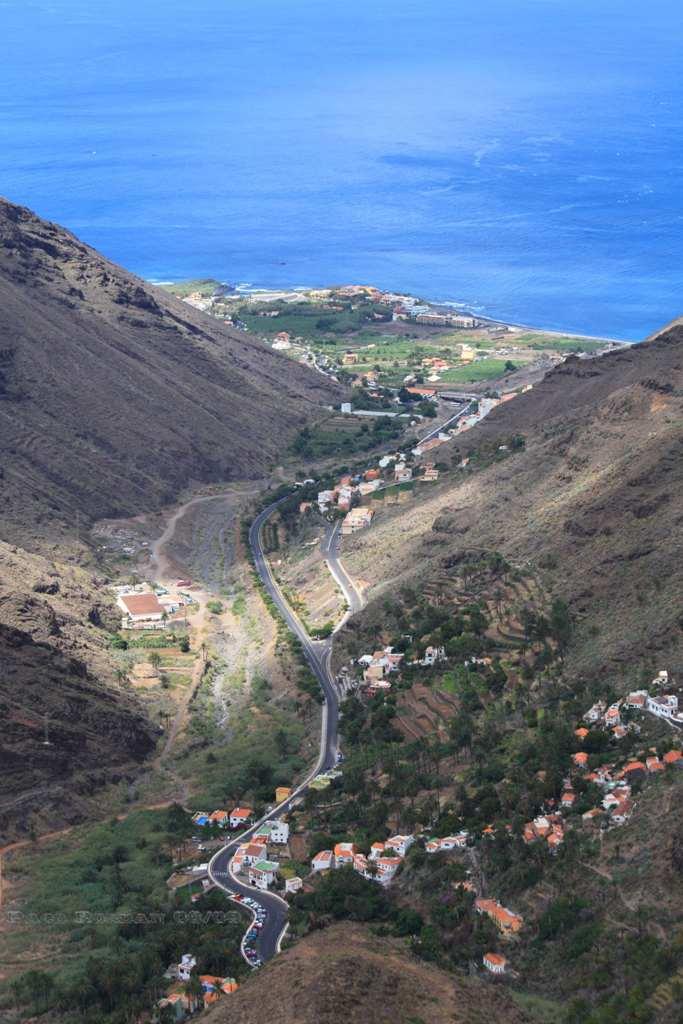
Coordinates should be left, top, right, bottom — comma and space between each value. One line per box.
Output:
417, 400, 437, 418
183, 975, 204, 1013
149, 651, 162, 672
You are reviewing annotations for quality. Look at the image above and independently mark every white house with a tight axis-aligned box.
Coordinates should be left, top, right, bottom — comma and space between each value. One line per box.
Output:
333, 842, 356, 866
285, 876, 303, 894
311, 849, 334, 872
394, 464, 413, 483
240, 843, 266, 867
647, 694, 683, 722
269, 819, 290, 844
443, 831, 469, 849
584, 701, 606, 723
374, 856, 402, 884
118, 592, 166, 627
384, 834, 415, 858
317, 490, 335, 511
483, 952, 507, 975
229, 807, 253, 829
421, 646, 446, 667
177, 954, 197, 982
249, 860, 279, 890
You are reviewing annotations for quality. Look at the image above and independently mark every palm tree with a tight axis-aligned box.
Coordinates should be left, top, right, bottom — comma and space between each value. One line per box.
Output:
184, 975, 204, 1013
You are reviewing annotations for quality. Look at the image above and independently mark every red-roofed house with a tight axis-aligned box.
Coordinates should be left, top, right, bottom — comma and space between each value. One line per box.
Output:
311, 849, 334, 872
333, 842, 357, 866
483, 952, 507, 974
229, 807, 254, 829
475, 898, 523, 935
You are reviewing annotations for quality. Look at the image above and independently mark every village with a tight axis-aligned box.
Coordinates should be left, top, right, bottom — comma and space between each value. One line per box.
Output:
166, 280, 618, 401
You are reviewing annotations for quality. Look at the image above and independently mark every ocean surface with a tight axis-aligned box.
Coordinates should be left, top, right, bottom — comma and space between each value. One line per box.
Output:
2, 0, 683, 340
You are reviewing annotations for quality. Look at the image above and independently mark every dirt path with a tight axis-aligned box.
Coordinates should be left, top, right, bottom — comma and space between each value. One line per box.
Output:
150, 485, 262, 584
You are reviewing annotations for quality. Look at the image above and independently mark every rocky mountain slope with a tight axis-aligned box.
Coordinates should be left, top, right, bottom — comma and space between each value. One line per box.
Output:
205, 921, 532, 1024
338, 321, 683, 682
0, 197, 338, 551
0, 541, 157, 844
0, 196, 338, 842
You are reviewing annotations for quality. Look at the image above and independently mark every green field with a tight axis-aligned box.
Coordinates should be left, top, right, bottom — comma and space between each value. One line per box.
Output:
438, 358, 512, 383
513, 332, 607, 353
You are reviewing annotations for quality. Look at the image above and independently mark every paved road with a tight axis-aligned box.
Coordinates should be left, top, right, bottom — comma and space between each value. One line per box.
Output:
322, 520, 364, 627
209, 497, 353, 964
417, 399, 475, 444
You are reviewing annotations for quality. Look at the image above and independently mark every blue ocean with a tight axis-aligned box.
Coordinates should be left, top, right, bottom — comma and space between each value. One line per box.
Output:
2, 0, 682, 340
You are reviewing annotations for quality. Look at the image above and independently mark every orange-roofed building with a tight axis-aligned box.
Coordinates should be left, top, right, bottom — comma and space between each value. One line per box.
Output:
483, 952, 507, 974
523, 823, 536, 844
200, 975, 224, 988
575, 727, 589, 740
623, 761, 646, 779
221, 979, 239, 994
333, 842, 357, 865
364, 468, 381, 481
209, 810, 229, 825
646, 756, 665, 773
572, 752, 589, 768
276, 786, 293, 803
663, 749, 683, 765
229, 807, 254, 828
474, 898, 523, 935
547, 831, 564, 852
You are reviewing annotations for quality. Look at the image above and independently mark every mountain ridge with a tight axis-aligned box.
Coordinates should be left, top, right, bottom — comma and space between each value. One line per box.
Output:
0, 197, 338, 551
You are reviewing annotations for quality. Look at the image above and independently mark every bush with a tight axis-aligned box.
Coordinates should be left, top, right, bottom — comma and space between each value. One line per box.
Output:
206, 600, 224, 615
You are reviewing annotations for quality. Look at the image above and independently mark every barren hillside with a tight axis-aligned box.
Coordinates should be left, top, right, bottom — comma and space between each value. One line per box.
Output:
0, 541, 157, 843
205, 921, 532, 1024
0, 197, 338, 550
337, 322, 683, 682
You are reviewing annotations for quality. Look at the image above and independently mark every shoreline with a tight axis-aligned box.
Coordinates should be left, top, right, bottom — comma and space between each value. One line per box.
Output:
151, 276, 632, 347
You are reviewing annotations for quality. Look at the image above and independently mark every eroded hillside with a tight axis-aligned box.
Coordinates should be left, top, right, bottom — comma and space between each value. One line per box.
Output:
337, 323, 683, 682
0, 197, 338, 551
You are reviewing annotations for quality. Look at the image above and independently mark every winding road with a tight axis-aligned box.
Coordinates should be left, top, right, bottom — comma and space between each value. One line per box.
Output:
208, 498, 363, 964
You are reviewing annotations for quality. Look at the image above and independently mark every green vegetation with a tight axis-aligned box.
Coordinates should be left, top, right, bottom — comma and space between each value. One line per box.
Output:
236, 297, 392, 343
1, 807, 246, 1024
291, 415, 404, 459
206, 599, 224, 615
160, 278, 224, 298
439, 358, 512, 383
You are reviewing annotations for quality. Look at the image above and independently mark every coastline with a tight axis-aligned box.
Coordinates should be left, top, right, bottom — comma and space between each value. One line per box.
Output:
151, 276, 631, 347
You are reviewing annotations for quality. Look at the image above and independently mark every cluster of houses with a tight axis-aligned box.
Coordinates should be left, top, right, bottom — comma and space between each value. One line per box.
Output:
310, 454, 442, 536
192, 807, 253, 830
425, 831, 470, 853
311, 833, 415, 885
584, 670, 683, 731
231, 818, 296, 893
353, 643, 447, 694
159, 955, 239, 1018
519, 672, 683, 844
